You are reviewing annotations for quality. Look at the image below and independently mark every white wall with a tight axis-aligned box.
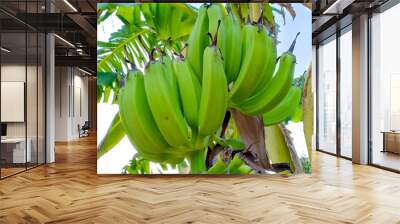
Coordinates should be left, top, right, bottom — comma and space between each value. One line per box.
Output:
1, 65, 34, 138
54, 67, 89, 141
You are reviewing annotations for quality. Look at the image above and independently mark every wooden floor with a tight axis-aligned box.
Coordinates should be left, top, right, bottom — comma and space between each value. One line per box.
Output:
1, 135, 400, 223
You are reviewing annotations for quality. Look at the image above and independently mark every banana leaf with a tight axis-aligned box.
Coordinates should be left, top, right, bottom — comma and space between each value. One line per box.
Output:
279, 124, 303, 174
264, 125, 293, 172
97, 112, 125, 159
231, 109, 271, 170
303, 64, 314, 161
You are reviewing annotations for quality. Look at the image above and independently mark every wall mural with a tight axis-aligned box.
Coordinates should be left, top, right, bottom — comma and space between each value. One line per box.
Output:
97, 3, 313, 175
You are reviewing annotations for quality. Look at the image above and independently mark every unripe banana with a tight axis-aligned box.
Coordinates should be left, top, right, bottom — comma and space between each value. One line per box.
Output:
229, 25, 271, 103
234, 33, 299, 115
198, 38, 228, 135
263, 87, 301, 126
119, 70, 181, 163
162, 55, 180, 107
254, 34, 277, 93
186, 5, 210, 81
218, 12, 242, 83
173, 58, 201, 128
144, 60, 191, 147
207, 4, 223, 37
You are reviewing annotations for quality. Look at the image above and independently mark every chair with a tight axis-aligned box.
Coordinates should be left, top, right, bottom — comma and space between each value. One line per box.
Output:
78, 121, 90, 138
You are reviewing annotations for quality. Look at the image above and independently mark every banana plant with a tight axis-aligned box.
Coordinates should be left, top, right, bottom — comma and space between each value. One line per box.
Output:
97, 3, 312, 175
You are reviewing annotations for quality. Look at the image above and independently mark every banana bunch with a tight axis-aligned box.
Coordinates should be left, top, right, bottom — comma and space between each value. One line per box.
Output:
118, 69, 187, 164
231, 33, 299, 116
117, 3, 300, 173
186, 3, 297, 120
118, 46, 227, 169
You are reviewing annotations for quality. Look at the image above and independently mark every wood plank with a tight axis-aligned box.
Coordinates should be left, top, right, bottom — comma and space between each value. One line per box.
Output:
0, 135, 400, 223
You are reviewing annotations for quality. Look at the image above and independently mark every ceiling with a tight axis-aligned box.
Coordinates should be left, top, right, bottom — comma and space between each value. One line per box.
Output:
312, 0, 390, 44
0, 0, 97, 74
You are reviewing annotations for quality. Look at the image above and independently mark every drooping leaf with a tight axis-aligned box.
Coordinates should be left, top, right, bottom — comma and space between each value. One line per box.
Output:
279, 124, 303, 174
97, 112, 125, 159
303, 64, 314, 161
97, 3, 117, 24
231, 109, 271, 170
264, 125, 293, 172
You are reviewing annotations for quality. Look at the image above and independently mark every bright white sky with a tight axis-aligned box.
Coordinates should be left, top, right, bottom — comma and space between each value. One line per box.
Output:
97, 4, 311, 174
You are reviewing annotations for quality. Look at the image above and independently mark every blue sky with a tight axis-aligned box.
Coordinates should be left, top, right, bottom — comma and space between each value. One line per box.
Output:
273, 4, 311, 77
98, 3, 311, 77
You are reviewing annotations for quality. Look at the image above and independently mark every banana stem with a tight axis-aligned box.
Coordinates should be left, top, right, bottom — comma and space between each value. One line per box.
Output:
212, 20, 222, 46
288, 32, 300, 53
188, 149, 206, 174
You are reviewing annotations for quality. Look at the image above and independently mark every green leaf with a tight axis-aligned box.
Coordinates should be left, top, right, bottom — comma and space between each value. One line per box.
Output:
264, 125, 293, 172
103, 87, 111, 103
97, 3, 117, 24
303, 64, 314, 161
263, 4, 274, 23
225, 139, 246, 151
116, 5, 142, 27
123, 153, 151, 174
97, 112, 125, 159
97, 72, 117, 87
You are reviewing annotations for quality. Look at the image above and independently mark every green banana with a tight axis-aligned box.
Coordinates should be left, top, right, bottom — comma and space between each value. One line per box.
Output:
254, 34, 277, 93
173, 58, 201, 128
263, 87, 301, 126
186, 5, 210, 81
144, 60, 191, 147
218, 12, 242, 83
198, 29, 228, 136
119, 70, 180, 163
229, 25, 272, 103
162, 55, 180, 107
97, 112, 125, 159
207, 4, 223, 37
234, 33, 299, 115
